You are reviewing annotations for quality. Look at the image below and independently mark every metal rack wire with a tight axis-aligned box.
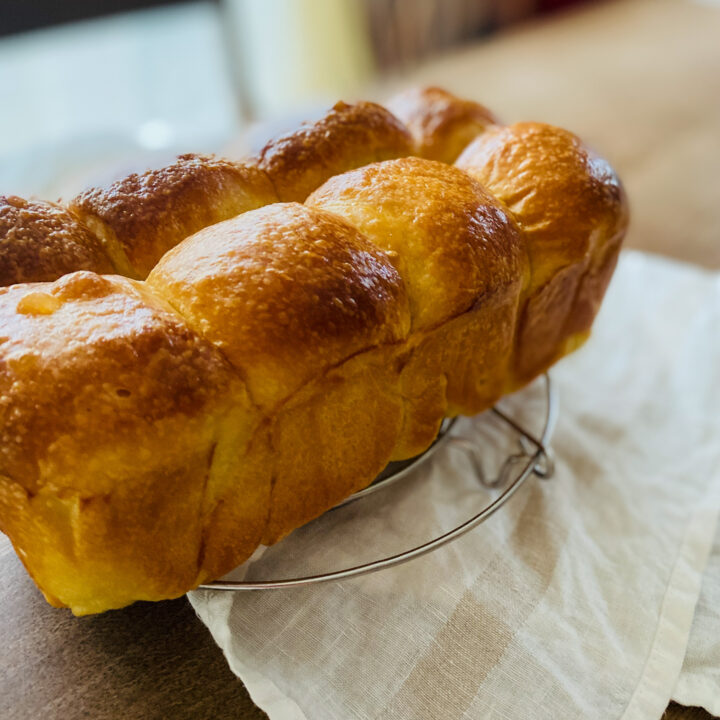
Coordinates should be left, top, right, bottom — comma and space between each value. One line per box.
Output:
200, 373, 558, 591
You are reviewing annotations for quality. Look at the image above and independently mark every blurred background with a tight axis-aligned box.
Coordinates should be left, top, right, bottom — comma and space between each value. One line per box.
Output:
0, 0, 583, 198
1, 0, 719, 268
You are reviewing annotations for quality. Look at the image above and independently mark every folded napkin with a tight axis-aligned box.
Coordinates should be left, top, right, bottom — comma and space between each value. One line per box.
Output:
190, 251, 720, 720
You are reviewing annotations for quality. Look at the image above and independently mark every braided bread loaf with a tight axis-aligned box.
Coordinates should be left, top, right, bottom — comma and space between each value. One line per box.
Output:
0, 88, 628, 614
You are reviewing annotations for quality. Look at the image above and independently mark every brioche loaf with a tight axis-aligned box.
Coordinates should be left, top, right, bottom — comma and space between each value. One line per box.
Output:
0, 88, 628, 614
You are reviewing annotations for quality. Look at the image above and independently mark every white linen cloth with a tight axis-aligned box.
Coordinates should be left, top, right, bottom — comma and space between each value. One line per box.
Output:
673, 523, 720, 715
190, 251, 720, 720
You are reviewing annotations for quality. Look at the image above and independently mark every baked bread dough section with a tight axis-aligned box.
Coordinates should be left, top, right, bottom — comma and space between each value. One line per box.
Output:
0, 88, 628, 614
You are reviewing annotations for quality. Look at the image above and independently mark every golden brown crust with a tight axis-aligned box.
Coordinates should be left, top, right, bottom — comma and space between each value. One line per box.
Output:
263, 347, 404, 544
0, 89, 628, 614
0, 271, 267, 613
0, 196, 113, 287
149, 203, 412, 549
257, 101, 414, 202
387, 86, 498, 164
148, 203, 411, 410
0, 272, 245, 494
308, 157, 528, 457
456, 122, 628, 382
308, 157, 526, 331
70, 154, 278, 279
456, 122, 626, 292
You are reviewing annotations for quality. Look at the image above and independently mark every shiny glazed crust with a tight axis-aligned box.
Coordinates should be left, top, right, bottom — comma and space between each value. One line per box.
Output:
0, 88, 628, 613
0, 197, 113, 286
387, 86, 498, 164
257, 100, 414, 202
70, 154, 278, 278
147, 203, 411, 410
307, 157, 528, 456
0, 273, 262, 611
456, 122, 629, 382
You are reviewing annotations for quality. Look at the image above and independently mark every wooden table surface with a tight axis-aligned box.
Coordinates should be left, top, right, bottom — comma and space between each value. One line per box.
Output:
2, 0, 720, 718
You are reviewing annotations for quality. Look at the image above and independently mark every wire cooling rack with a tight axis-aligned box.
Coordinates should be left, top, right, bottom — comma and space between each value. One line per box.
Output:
200, 373, 558, 591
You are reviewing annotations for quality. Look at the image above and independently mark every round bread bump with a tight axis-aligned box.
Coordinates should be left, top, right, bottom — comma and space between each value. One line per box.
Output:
387, 86, 498, 164
0, 272, 268, 614
0, 196, 113, 287
148, 202, 411, 543
456, 122, 627, 292
308, 157, 528, 457
307, 156, 526, 333
70, 154, 278, 279
148, 202, 412, 410
456, 122, 629, 383
257, 100, 414, 203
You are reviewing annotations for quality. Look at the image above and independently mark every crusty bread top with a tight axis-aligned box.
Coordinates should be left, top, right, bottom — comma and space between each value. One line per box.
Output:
0, 87, 631, 615
0, 196, 113, 286
0, 271, 245, 496
257, 101, 414, 202
308, 156, 527, 331
148, 203, 410, 410
388, 86, 498, 164
456, 122, 628, 291
70, 154, 277, 279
